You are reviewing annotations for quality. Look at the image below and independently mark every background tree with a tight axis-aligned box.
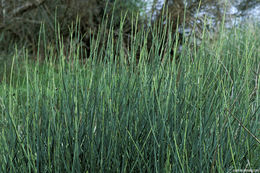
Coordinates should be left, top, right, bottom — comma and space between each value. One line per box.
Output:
0, 0, 259, 57
233, 0, 260, 16
151, 0, 259, 31
0, 0, 146, 54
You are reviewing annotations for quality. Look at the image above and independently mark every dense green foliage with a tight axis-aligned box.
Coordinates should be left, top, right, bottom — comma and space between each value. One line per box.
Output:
0, 14, 259, 172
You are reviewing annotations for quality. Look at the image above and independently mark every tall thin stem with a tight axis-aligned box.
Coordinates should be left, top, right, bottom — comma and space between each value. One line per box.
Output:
1, 0, 6, 23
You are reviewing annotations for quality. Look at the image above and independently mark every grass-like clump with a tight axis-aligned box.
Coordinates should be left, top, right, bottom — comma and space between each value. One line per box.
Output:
0, 16, 259, 172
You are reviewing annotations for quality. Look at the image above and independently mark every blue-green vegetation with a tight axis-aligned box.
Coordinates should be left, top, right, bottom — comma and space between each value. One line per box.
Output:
0, 16, 259, 172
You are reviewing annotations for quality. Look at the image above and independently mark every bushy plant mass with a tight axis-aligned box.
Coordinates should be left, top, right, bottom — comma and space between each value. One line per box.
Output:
0, 2, 259, 173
